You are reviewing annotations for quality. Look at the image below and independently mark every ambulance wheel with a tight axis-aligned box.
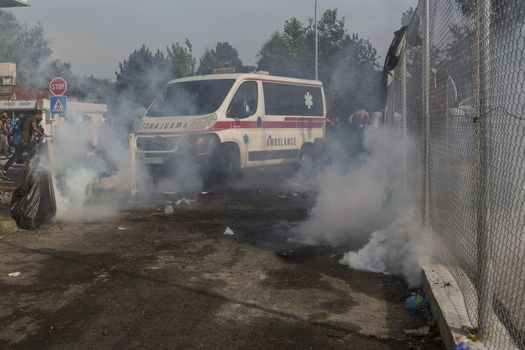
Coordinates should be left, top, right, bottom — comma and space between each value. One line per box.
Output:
300, 143, 315, 163
221, 144, 241, 178
215, 144, 240, 183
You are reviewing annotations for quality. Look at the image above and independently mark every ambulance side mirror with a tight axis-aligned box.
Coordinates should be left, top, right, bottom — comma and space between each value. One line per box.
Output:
227, 102, 250, 119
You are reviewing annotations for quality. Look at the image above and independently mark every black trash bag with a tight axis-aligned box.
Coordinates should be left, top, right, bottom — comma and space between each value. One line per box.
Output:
10, 144, 56, 230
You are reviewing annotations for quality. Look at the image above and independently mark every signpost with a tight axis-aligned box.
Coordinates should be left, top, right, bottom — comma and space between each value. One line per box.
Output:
48, 76, 68, 198
50, 96, 67, 116
49, 77, 67, 96
49, 76, 67, 116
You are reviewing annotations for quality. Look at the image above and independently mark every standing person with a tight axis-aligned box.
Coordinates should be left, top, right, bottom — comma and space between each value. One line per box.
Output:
0, 113, 10, 157
346, 109, 368, 158
2, 110, 49, 174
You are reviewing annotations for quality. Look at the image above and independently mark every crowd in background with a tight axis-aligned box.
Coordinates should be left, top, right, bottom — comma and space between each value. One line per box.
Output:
326, 110, 384, 161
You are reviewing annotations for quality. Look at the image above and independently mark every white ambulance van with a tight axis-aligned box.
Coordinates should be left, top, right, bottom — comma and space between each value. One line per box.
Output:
136, 72, 326, 179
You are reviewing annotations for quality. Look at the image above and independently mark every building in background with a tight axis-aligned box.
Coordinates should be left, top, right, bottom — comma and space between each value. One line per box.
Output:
0, 63, 108, 145
0, 0, 28, 8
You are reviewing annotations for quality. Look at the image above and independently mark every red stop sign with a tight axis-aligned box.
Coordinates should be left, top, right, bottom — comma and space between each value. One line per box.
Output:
49, 77, 68, 96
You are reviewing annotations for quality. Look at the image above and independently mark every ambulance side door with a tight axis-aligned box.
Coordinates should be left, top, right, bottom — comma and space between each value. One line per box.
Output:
226, 80, 264, 167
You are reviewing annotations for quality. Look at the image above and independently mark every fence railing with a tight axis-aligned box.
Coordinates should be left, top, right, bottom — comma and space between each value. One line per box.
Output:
386, 0, 525, 348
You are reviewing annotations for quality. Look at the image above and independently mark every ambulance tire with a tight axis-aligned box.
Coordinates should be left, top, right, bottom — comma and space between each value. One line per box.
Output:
300, 143, 315, 163
215, 143, 240, 183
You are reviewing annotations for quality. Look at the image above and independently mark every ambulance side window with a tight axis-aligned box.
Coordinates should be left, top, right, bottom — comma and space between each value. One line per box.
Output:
227, 81, 258, 119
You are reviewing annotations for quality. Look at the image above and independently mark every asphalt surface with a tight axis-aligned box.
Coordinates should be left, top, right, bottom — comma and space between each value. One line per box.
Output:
0, 169, 442, 350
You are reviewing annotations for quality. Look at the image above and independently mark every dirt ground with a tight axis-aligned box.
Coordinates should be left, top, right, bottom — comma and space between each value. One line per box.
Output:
0, 169, 442, 350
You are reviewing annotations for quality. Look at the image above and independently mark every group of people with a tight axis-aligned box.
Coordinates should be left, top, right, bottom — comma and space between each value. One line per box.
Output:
0, 110, 49, 177
0, 112, 12, 157
326, 109, 383, 160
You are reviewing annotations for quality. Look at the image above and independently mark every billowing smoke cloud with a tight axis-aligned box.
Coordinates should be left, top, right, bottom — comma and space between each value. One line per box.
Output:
37, 60, 206, 222
294, 126, 428, 286
339, 208, 429, 288
47, 116, 131, 222
296, 127, 406, 245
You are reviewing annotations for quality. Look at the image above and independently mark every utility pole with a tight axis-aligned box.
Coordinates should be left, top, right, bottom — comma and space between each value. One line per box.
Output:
315, 0, 318, 80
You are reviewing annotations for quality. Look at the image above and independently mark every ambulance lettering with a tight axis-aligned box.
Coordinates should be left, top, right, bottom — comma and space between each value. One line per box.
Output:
266, 135, 297, 147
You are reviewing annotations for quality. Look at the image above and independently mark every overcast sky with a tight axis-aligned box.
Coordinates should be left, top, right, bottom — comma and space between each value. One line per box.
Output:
11, 0, 416, 80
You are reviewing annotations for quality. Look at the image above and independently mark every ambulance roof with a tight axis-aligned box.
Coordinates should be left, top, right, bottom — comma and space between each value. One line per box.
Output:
166, 73, 323, 87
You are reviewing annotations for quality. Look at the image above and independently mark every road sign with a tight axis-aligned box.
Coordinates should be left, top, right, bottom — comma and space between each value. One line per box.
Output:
50, 96, 67, 115
49, 77, 67, 96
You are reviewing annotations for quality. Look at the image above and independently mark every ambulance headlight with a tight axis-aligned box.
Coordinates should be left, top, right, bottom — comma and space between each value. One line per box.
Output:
192, 134, 219, 155
190, 113, 217, 131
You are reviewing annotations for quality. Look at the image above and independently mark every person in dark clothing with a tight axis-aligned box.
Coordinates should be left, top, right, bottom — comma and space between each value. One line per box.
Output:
2, 110, 49, 174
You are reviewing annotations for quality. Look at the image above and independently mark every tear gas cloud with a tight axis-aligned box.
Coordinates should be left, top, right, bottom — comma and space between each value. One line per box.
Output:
39, 65, 204, 222
295, 127, 407, 246
339, 208, 430, 288
31, 51, 427, 286
294, 127, 429, 287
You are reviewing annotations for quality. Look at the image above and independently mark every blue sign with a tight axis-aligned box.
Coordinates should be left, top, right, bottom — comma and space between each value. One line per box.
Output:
50, 96, 67, 115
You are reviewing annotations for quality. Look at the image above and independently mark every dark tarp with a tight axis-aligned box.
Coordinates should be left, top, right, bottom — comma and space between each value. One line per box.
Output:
10, 144, 56, 230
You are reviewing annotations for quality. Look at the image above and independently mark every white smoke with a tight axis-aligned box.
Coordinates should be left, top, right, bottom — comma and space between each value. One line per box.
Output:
296, 127, 405, 245
47, 116, 131, 222
339, 208, 429, 288
295, 126, 428, 286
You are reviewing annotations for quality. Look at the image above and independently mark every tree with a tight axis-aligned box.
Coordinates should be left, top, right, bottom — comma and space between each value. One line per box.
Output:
166, 39, 196, 78
115, 45, 170, 108
197, 42, 243, 73
0, 10, 52, 85
401, 7, 415, 27
257, 9, 382, 115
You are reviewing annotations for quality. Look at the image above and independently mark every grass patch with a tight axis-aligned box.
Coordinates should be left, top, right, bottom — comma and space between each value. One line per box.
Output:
0, 212, 18, 237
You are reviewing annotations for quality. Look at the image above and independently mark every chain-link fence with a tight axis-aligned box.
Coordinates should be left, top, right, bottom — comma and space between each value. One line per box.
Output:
385, 0, 525, 348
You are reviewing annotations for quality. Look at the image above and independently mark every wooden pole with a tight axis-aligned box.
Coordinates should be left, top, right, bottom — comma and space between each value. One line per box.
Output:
129, 133, 137, 197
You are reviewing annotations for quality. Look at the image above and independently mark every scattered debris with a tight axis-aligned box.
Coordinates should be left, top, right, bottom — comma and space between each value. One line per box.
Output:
8, 272, 21, 277
176, 198, 197, 206
164, 204, 174, 215
462, 326, 479, 341
405, 291, 427, 309
223, 227, 235, 235
118, 226, 127, 231
275, 245, 331, 262
91, 174, 121, 191
277, 249, 295, 259
403, 326, 430, 337
330, 252, 344, 260
454, 339, 470, 350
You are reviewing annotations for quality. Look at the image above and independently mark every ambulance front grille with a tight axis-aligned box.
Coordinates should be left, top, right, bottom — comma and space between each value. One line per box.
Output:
136, 136, 177, 151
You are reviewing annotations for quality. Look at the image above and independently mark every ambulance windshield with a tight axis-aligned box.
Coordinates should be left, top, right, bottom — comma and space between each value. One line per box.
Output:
146, 79, 235, 117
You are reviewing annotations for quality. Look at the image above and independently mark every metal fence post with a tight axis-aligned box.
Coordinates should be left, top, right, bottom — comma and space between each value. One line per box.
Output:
129, 133, 137, 198
401, 45, 408, 203
476, 0, 492, 332
422, 0, 430, 226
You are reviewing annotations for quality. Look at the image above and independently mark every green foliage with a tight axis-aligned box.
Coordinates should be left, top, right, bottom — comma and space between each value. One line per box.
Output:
258, 8, 382, 116
401, 7, 415, 27
0, 10, 51, 85
167, 39, 196, 78
0, 9, 114, 103
197, 42, 243, 73
115, 45, 170, 108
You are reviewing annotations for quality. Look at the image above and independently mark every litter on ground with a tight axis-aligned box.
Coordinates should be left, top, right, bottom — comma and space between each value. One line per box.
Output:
176, 198, 197, 206
223, 227, 235, 236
